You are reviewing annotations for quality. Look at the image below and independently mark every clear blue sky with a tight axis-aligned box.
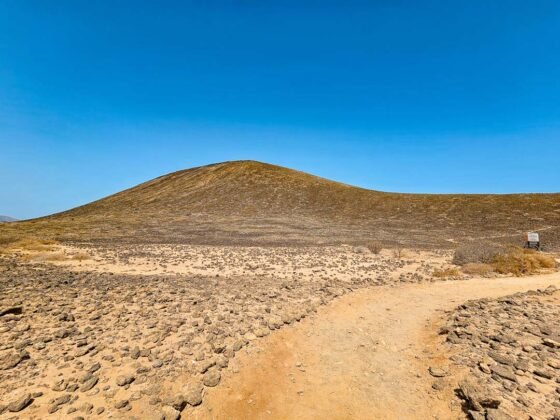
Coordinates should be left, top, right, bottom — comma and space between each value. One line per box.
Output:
1, 1, 559, 219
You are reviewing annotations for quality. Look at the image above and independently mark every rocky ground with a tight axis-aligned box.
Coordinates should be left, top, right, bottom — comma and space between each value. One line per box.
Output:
443, 286, 560, 419
182, 273, 560, 420
0, 245, 443, 419
1, 243, 557, 419
23, 243, 450, 282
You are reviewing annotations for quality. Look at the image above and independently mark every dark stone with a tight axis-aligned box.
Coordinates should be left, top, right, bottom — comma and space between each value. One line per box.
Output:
7, 394, 33, 412
0, 306, 23, 316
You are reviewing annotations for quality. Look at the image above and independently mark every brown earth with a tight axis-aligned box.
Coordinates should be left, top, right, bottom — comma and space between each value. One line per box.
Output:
1, 160, 559, 248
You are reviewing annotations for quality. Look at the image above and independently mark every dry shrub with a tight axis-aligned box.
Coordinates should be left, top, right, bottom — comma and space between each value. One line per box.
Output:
452, 241, 504, 265
462, 263, 495, 276
433, 267, 461, 278
493, 247, 556, 276
367, 241, 383, 254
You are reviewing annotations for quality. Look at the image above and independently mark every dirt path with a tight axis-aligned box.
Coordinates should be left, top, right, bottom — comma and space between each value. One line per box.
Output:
189, 272, 560, 420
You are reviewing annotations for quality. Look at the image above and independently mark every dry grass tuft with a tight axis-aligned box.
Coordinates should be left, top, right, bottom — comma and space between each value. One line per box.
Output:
454, 242, 556, 277
453, 242, 556, 276
2, 238, 59, 253
462, 263, 495, 276
432, 267, 461, 278
493, 247, 556, 276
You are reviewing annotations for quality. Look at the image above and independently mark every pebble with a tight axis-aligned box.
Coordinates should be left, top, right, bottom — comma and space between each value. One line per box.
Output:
184, 383, 204, 406
116, 374, 135, 386
428, 367, 447, 378
114, 399, 130, 410
7, 393, 33, 412
203, 369, 221, 387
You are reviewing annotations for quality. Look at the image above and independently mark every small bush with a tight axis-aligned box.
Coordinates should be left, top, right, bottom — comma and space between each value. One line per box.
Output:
392, 246, 404, 259
367, 241, 383, 254
433, 267, 461, 278
452, 241, 504, 265
462, 263, 495, 276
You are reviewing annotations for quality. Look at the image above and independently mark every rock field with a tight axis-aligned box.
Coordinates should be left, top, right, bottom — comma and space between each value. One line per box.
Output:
1, 243, 557, 419
40, 243, 446, 282
0, 246, 439, 419
443, 286, 560, 419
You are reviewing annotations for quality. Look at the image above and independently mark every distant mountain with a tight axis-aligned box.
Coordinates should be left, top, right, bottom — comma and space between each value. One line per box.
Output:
1, 160, 559, 248
0, 216, 18, 223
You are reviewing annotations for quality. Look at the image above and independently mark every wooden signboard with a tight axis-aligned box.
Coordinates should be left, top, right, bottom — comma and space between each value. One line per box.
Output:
526, 232, 540, 250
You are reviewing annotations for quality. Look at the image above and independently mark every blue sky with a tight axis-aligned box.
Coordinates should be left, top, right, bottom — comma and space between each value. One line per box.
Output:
1, 1, 559, 219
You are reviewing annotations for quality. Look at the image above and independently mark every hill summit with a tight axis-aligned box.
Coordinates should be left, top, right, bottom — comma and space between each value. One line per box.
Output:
1, 160, 559, 248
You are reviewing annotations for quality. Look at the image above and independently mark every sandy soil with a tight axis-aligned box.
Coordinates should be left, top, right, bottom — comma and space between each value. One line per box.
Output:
191, 273, 560, 420
26, 243, 452, 283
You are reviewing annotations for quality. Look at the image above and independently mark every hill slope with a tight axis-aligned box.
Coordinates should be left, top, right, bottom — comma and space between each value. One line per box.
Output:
1, 161, 559, 248
0, 216, 18, 223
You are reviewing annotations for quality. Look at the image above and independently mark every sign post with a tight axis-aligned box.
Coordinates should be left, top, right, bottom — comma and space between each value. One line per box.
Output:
526, 232, 540, 250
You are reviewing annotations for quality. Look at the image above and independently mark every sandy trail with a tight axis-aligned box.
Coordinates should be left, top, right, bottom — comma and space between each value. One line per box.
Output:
190, 272, 560, 420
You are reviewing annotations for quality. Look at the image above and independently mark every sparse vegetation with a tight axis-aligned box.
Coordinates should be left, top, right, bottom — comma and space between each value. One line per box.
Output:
3, 239, 91, 263
367, 241, 383, 254
454, 242, 557, 276
493, 247, 556, 276
3, 238, 58, 252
